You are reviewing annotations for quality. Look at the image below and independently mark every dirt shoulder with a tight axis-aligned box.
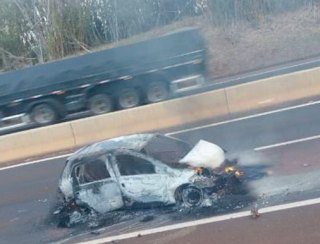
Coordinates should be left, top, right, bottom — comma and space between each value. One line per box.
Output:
134, 8, 320, 79
16, 8, 318, 80
199, 8, 320, 78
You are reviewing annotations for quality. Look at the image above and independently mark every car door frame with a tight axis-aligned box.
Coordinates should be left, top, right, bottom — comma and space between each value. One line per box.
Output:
70, 152, 124, 213
109, 149, 173, 205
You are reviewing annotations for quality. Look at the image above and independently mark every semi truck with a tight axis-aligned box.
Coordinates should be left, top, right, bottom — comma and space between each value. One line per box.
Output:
0, 28, 207, 127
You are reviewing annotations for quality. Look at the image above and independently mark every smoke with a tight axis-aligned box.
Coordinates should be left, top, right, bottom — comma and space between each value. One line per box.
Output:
226, 150, 270, 166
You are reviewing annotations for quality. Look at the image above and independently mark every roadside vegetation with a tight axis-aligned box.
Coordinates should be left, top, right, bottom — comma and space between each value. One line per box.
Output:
1, 0, 319, 77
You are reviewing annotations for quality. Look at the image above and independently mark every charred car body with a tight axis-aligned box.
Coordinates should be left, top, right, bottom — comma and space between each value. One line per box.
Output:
55, 134, 247, 225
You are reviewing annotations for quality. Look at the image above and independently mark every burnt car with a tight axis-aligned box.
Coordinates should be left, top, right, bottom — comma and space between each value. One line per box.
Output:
56, 133, 244, 222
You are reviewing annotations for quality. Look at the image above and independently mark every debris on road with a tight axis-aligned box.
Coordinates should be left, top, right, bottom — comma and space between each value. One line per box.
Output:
250, 205, 260, 219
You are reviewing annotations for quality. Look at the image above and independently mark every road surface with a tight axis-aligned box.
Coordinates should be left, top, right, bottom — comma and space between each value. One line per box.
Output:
1, 100, 320, 243
113, 202, 320, 244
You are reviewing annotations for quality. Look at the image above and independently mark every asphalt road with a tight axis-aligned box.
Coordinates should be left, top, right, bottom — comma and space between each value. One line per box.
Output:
117, 203, 320, 244
1, 101, 320, 243
1, 54, 320, 136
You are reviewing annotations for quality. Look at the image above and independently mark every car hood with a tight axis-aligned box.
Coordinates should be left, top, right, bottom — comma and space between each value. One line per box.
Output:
179, 140, 225, 169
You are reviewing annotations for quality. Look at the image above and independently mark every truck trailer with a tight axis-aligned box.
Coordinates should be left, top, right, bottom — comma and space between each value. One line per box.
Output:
0, 28, 207, 126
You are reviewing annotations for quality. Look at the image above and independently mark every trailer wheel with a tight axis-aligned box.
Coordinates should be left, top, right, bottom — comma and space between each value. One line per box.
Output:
88, 94, 113, 115
31, 103, 58, 125
146, 81, 169, 103
0, 110, 3, 126
118, 87, 140, 109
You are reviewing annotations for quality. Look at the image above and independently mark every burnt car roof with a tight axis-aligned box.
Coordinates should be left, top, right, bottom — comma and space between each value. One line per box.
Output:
69, 134, 155, 159
65, 133, 191, 169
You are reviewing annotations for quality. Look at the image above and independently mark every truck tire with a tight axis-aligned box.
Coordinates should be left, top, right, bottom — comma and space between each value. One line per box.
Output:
31, 103, 58, 125
117, 87, 140, 109
88, 94, 113, 115
0, 110, 3, 126
146, 81, 169, 103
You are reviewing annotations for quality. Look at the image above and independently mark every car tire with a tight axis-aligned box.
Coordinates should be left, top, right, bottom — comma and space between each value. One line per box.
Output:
88, 93, 113, 115
31, 103, 58, 125
176, 185, 203, 208
146, 81, 169, 103
117, 87, 140, 109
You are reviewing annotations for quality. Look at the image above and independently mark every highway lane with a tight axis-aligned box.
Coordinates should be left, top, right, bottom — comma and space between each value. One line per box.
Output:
1, 101, 320, 243
0, 158, 70, 243
1, 54, 320, 136
169, 101, 320, 152
113, 202, 320, 244
207, 54, 320, 89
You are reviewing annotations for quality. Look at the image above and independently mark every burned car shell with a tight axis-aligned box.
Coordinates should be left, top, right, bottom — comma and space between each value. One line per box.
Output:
59, 134, 205, 214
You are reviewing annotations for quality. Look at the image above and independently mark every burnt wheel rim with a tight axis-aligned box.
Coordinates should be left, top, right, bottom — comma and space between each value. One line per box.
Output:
181, 187, 203, 207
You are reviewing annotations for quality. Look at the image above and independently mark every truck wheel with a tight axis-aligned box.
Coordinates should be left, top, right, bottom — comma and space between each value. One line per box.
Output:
146, 81, 169, 103
31, 103, 58, 125
88, 94, 113, 115
118, 87, 140, 109
0, 110, 3, 126
176, 185, 203, 208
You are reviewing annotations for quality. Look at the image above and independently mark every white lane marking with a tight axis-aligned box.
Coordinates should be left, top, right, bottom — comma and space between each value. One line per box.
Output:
77, 197, 320, 244
167, 100, 320, 136
2, 99, 320, 171
0, 154, 72, 171
254, 134, 320, 151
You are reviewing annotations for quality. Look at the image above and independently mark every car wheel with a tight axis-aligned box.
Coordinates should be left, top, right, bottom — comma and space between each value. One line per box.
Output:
88, 94, 113, 115
31, 103, 58, 125
118, 87, 140, 109
176, 185, 203, 208
146, 81, 169, 103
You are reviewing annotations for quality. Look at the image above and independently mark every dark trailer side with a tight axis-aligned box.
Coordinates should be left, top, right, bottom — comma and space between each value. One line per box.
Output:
0, 28, 207, 126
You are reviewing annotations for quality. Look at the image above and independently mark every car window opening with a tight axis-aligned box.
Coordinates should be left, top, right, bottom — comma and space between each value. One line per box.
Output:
77, 159, 110, 184
116, 154, 156, 175
144, 135, 191, 164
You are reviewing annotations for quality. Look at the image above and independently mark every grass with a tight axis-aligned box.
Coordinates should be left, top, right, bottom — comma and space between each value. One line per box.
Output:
3, 7, 320, 80
68, 7, 320, 79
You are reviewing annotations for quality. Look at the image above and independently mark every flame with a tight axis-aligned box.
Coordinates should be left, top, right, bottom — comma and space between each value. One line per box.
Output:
224, 166, 243, 177
193, 167, 204, 174
224, 166, 235, 173
235, 170, 243, 177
